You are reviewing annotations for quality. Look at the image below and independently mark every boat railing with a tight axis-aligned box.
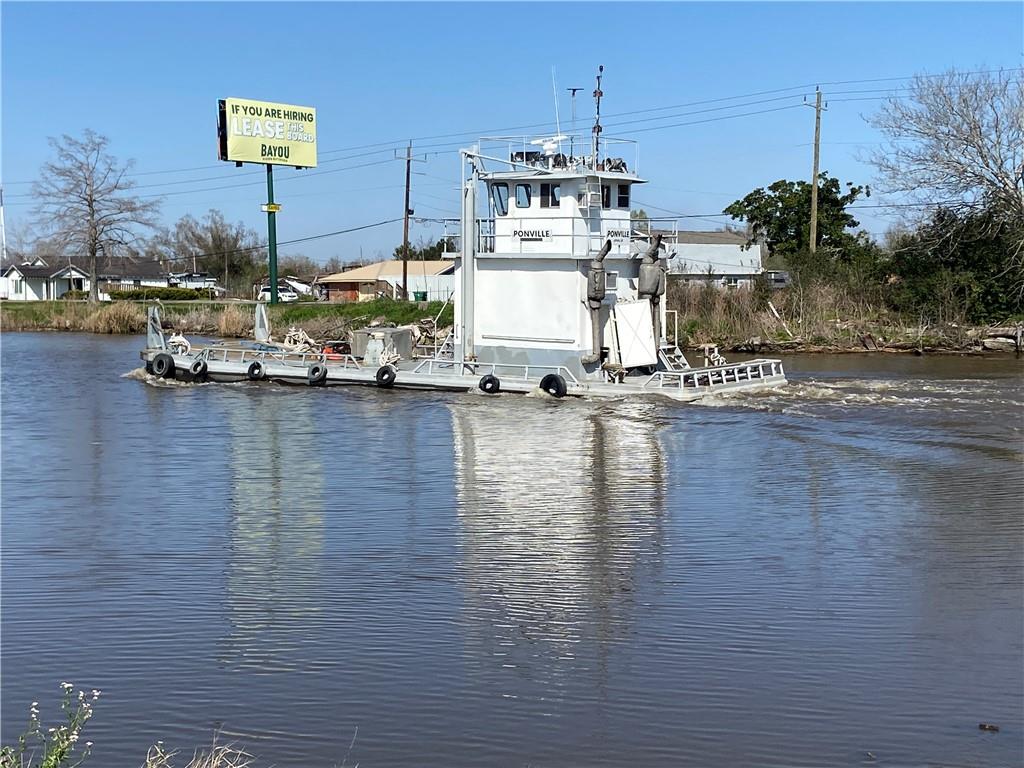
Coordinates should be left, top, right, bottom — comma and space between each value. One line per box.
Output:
643, 359, 784, 391
412, 358, 581, 385
198, 346, 363, 370
476, 134, 641, 176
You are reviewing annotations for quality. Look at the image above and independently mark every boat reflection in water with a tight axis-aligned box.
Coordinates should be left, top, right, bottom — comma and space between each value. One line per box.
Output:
450, 397, 668, 704
220, 389, 326, 671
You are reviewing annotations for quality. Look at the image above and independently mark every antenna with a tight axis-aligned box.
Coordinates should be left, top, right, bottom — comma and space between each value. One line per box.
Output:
592, 65, 604, 169
551, 66, 562, 157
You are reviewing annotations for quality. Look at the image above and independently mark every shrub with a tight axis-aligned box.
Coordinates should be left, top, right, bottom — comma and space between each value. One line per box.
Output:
107, 288, 208, 301
61, 290, 89, 301
0, 682, 100, 768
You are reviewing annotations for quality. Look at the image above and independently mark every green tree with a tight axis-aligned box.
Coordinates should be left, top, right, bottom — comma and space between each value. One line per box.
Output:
393, 236, 456, 261
884, 205, 1023, 323
723, 174, 870, 282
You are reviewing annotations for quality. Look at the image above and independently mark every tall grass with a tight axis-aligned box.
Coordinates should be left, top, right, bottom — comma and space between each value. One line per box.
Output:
666, 280, 962, 350
81, 302, 147, 334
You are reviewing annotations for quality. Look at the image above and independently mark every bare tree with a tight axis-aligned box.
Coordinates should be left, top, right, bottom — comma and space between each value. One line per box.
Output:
33, 130, 160, 302
869, 69, 1023, 217
870, 70, 1024, 300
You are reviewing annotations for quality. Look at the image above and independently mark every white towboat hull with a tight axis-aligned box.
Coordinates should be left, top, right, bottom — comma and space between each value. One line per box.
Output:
139, 344, 786, 402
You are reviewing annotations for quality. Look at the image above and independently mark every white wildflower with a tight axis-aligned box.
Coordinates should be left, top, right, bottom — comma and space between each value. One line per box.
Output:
85, 742, 93, 748
69, 733, 79, 743
60, 682, 73, 690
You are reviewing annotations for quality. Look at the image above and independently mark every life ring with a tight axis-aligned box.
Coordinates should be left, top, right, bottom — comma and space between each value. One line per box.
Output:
539, 373, 567, 398
375, 365, 397, 388
308, 363, 328, 386
246, 360, 265, 381
189, 359, 208, 381
152, 352, 175, 379
479, 374, 501, 394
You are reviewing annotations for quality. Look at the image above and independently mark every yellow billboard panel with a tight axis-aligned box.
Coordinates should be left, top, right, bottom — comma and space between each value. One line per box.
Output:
220, 97, 317, 168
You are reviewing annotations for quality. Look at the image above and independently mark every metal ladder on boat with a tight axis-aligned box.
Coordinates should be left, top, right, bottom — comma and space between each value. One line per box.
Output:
436, 331, 455, 361
658, 345, 691, 372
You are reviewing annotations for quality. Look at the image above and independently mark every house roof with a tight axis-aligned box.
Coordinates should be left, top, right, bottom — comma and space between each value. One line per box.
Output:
4, 263, 55, 279
96, 257, 168, 279
318, 260, 454, 283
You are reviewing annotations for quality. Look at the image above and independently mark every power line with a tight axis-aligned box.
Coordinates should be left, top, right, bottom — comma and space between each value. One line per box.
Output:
126, 217, 403, 266
8, 66, 1016, 189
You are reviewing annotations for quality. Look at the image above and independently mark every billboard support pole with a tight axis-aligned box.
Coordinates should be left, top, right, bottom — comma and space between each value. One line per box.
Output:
266, 163, 278, 305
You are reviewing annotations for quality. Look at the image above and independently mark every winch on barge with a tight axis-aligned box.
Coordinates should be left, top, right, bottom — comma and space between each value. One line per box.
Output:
140, 82, 786, 400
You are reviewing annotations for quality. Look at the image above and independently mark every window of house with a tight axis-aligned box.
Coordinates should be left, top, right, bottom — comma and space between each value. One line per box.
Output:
515, 183, 532, 208
606, 271, 618, 290
617, 184, 630, 208
601, 185, 611, 208
491, 183, 509, 216
540, 183, 560, 208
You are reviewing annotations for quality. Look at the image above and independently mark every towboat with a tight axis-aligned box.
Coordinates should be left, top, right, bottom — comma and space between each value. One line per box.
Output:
140, 75, 786, 401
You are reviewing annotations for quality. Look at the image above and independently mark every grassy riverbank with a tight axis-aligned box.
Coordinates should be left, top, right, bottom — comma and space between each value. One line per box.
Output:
1, 292, 1018, 355
666, 282, 1021, 354
0, 299, 454, 338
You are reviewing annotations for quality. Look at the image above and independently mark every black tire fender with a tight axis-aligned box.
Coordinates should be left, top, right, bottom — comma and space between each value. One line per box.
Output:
152, 353, 175, 379
246, 360, 265, 381
479, 374, 501, 394
539, 373, 567, 398
308, 363, 328, 386
375, 365, 397, 388
189, 359, 208, 381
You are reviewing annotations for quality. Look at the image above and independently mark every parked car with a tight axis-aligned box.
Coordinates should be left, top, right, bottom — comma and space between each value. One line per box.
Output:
257, 285, 299, 303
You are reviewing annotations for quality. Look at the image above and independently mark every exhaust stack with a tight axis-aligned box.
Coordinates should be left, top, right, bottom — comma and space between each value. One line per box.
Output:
638, 234, 666, 346
581, 239, 613, 366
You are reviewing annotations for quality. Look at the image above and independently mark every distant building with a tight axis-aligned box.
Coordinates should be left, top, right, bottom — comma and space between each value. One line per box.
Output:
2, 256, 174, 301
3, 259, 90, 300
665, 230, 767, 289
317, 260, 455, 302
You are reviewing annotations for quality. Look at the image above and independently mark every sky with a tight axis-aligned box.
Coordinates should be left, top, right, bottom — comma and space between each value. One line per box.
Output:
3, 1, 1022, 265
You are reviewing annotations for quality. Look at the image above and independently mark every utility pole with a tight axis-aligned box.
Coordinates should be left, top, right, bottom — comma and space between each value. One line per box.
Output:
265, 164, 279, 304
0, 186, 8, 265
402, 141, 412, 300
807, 88, 825, 254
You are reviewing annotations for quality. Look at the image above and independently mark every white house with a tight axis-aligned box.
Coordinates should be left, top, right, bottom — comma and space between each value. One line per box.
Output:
3, 259, 90, 300
2, 256, 172, 301
666, 230, 766, 288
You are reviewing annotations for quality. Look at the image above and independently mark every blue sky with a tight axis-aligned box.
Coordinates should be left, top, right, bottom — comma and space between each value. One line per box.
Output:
3, 2, 1022, 264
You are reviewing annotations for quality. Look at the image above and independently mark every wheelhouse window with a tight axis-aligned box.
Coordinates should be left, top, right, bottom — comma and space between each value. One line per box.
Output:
515, 183, 532, 209
601, 185, 611, 208
540, 183, 560, 208
491, 183, 509, 216
617, 184, 630, 208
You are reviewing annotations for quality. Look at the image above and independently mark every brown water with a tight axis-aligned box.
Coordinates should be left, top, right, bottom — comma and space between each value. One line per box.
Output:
2, 334, 1022, 767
